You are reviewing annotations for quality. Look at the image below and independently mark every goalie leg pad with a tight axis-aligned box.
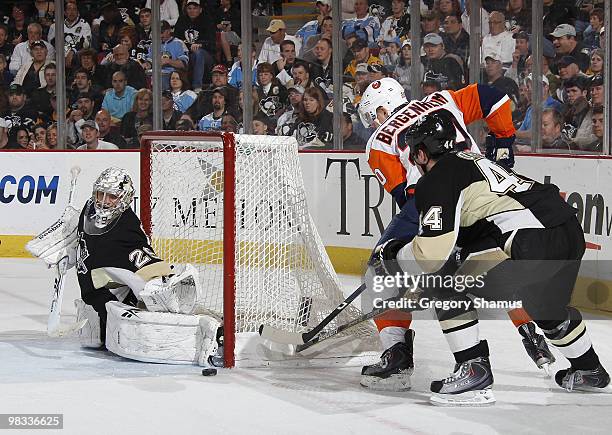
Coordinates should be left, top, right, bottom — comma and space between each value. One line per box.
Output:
75, 298, 102, 348
105, 301, 220, 365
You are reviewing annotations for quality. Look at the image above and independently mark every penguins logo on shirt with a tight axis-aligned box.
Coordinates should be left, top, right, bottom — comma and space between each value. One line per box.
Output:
4, 114, 35, 136
562, 123, 577, 139
76, 234, 90, 275
342, 97, 356, 115
277, 120, 295, 136
297, 122, 317, 144
259, 97, 281, 116
325, 95, 355, 115
424, 70, 450, 89
185, 29, 200, 44
65, 33, 82, 51
119, 8, 130, 24
369, 4, 386, 20
314, 77, 333, 95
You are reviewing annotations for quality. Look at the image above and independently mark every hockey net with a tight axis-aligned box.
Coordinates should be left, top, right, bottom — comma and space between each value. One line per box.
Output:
141, 132, 379, 367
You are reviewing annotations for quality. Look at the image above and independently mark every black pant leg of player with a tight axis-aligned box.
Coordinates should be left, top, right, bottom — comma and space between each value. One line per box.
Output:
470, 219, 604, 373
81, 288, 118, 344
511, 219, 604, 372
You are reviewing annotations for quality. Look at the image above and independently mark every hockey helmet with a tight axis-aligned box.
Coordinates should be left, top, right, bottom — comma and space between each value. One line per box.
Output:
405, 109, 457, 161
358, 77, 408, 128
85, 167, 135, 234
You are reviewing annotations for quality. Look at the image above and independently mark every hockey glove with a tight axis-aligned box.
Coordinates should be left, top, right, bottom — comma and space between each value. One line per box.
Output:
485, 134, 515, 169
26, 205, 79, 268
370, 238, 410, 277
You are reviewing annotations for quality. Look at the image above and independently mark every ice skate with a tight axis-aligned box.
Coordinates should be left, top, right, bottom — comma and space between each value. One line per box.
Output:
555, 363, 612, 393
519, 322, 556, 375
360, 330, 414, 391
430, 357, 495, 406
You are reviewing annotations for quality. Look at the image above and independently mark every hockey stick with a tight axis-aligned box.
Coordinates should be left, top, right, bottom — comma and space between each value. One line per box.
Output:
47, 166, 82, 337
294, 289, 426, 352
259, 283, 368, 345
295, 306, 387, 352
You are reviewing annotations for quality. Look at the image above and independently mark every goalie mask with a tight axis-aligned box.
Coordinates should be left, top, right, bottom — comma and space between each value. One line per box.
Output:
358, 77, 408, 128
84, 167, 135, 234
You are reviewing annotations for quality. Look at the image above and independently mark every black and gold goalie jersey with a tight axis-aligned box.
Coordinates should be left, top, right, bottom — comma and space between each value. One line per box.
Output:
76, 200, 171, 313
410, 151, 577, 273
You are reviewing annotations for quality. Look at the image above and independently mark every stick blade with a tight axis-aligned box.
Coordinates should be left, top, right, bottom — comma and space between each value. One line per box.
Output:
48, 319, 88, 338
258, 324, 306, 345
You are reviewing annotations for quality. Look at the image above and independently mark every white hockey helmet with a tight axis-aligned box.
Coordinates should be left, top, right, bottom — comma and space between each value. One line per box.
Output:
358, 77, 408, 128
86, 167, 135, 233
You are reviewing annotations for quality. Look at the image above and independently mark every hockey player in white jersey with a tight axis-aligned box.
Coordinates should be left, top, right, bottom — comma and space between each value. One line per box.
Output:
358, 78, 554, 392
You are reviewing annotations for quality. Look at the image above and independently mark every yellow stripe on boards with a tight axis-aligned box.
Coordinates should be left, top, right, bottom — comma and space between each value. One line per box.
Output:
2, 234, 612, 316
0, 235, 33, 258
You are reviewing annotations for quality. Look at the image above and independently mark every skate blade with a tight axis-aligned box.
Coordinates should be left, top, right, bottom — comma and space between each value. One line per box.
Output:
540, 363, 552, 377
360, 371, 412, 392
564, 384, 612, 394
429, 388, 496, 407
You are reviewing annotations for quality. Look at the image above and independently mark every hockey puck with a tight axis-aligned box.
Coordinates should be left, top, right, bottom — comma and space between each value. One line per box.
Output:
201, 368, 218, 376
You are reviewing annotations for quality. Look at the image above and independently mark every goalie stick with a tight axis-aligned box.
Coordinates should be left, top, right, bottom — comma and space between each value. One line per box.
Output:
47, 166, 84, 337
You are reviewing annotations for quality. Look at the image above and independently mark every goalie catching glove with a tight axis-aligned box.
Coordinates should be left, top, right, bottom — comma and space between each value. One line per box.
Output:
26, 205, 80, 267
140, 264, 202, 314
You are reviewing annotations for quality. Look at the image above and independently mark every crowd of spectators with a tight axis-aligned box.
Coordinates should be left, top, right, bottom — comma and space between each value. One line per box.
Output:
0, 0, 607, 152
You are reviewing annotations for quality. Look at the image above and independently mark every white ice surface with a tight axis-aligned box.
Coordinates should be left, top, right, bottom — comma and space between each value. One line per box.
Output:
1, 258, 612, 435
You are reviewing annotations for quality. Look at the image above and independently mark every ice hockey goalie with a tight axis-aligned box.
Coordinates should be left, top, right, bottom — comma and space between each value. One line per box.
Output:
27, 167, 220, 366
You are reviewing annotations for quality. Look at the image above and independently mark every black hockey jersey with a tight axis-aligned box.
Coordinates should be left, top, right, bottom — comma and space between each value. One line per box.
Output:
410, 151, 577, 273
76, 201, 170, 313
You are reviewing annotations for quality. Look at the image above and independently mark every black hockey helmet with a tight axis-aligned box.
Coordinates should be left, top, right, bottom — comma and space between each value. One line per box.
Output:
404, 109, 457, 161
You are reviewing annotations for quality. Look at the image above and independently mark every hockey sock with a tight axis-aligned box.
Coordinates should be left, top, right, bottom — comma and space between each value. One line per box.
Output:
453, 340, 490, 364
377, 326, 409, 350
436, 298, 480, 362
538, 307, 600, 370
507, 307, 532, 328
374, 309, 412, 331
375, 310, 412, 349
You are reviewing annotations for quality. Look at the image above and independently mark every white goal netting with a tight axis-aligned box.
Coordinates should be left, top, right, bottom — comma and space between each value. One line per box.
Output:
146, 134, 378, 365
